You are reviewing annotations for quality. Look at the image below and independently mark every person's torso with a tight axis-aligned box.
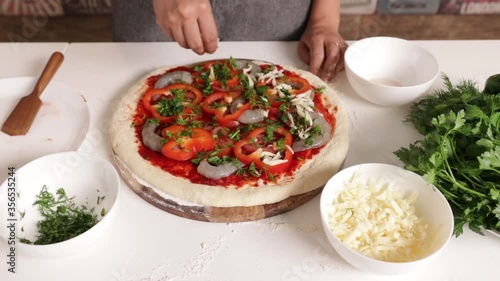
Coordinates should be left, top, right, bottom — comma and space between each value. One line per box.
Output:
112, 0, 312, 42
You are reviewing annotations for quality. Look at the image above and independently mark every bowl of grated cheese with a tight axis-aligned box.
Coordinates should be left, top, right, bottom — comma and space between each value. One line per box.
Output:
319, 163, 454, 275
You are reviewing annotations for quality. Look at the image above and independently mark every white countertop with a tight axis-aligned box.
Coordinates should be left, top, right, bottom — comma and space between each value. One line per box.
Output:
1, 40, 500, 281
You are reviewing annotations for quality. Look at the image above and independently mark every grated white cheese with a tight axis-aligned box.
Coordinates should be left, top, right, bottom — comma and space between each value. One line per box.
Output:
275, 83, 294, 97
297, 127, 312, 140
209, 66, 215, 81
266, 77, 316, 141
287, 111, 312, 140
261, 150, 288, 166
287, 112, 295, 128
257, 68, 284, 87
265, 83, 293, 100
327, 172, 432, 262
281, 89, 315, 139
291, 90, 315, 126
291, 90, 315, 111
243, 65, 255, 88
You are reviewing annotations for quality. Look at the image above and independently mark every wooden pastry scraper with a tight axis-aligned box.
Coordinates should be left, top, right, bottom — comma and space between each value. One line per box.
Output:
1, 51, 64, 136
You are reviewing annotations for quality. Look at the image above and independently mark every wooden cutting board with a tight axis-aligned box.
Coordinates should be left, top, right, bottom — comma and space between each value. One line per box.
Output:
113, 153, 323, 222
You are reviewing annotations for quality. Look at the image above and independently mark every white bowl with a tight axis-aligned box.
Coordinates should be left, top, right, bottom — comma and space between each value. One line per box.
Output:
320, 163, 454, 275
0, 152, 120, 257
345, 37, 439, 107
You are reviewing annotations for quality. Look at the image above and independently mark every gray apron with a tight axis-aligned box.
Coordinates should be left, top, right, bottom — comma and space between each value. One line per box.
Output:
112, 0, 312, 42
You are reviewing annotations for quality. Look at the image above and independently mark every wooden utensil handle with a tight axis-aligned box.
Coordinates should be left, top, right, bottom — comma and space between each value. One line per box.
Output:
33, 51, 65, 96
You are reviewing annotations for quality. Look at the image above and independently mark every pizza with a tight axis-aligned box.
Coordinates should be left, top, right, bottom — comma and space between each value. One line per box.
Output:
110, 58, 349, 208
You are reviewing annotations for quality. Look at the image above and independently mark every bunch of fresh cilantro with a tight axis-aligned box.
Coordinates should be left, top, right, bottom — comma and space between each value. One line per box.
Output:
394, 74, 500, 237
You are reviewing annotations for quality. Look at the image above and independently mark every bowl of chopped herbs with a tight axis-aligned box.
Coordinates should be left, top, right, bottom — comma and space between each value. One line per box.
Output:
0, 152, 120, 257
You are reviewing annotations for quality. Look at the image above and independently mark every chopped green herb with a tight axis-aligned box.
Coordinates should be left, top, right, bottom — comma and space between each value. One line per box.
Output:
202, 75, 214, 96
97, 195, 106, 205
145, 118, 160, 126
235, 161, 262, 179
279, 103, 289, 113
266, 170, 276, 182
239, 73, 250, 88
316, 86, 326, 94
256, 85, 269, 96
209, 101, 228, 109
207, 155, 232, 166
164, 130, 173, 139
19, 186, 100, 245
276, 138, 286, 153
180, 128, 193, 138
229, 57, 237, 69
188, 120, 204, 129
154, 88, 186, 117
19, 237, 31, 244
213, 61, 232, 88
228, 128, 241, 141
191, 151, 207, 165
264, 123, 278, 142
176, 115, 189, 125
305, 125, 322, 147
262, 65, 275, 74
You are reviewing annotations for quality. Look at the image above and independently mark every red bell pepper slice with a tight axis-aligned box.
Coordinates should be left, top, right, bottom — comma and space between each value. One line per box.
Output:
233, 127, 293, 175
256, 74, 311, 91
256, 75, 313, 108
277, 75, 312, 95
142, 83, 203, 123
202, 92, 251, 128
161, 125, 215, 161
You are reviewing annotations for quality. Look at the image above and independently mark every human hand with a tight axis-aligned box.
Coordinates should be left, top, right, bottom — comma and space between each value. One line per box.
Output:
153, 0, 218, 55
297, 22, 347, 82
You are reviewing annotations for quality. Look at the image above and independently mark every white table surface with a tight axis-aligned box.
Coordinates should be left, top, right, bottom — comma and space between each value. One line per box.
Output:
0, 43, 69, 78
1, 40, 500, 281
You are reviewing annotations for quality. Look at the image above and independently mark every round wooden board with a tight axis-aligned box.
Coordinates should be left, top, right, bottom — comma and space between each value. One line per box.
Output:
113, 153, 323, 222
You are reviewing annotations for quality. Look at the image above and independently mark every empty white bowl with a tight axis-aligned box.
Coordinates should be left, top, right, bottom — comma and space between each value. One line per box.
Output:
345, 37, 439, 107
0, 152, 120, 257
320, 163, 454, 275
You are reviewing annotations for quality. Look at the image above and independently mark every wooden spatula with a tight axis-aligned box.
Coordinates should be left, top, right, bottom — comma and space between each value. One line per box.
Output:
1, 51, 64, 136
